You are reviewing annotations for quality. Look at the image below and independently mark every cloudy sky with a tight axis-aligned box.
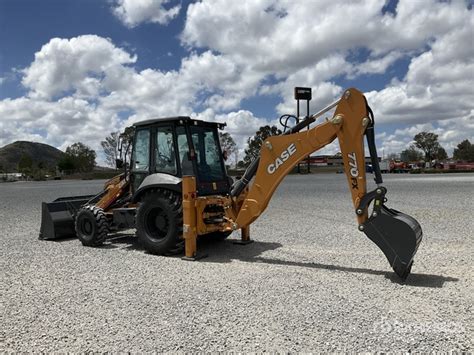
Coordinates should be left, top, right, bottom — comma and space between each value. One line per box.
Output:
0, 0, 473, 164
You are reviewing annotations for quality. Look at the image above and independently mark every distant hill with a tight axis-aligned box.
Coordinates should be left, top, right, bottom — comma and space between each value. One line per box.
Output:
0, 141, 64, 172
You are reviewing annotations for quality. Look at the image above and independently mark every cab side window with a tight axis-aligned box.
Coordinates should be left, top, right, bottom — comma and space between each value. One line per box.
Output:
155, 126, 177, 175
189, 126, 225, 182
132, 129, 150, 171
176, 126, 193, 175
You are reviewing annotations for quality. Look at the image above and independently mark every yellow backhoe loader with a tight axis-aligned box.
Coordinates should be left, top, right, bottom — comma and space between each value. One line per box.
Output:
39, 88, 422, 280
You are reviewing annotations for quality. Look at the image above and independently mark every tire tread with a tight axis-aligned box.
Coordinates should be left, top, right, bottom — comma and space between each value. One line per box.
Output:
137, 189, 183, 255
75, 205, 109, 247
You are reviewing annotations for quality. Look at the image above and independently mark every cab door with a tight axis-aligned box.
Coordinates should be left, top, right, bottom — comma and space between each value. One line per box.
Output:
188, 124, 230, 195
131, 127, 151, 192
153, 125, 178, 176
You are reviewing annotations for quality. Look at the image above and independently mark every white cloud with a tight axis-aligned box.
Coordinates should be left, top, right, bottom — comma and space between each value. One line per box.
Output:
0, 96, 122, 152
192, 108, 277, 163
377, 115, 474, 158
22, 35, 136, 100
351, 52, 404, 77
100, 50, 263, 119
112, 0, 180, 28
263, 55, 349, 115
1, 0, 473, 164
182, 0, 467, 74
366, 21, 474, 126
198, 109, 273, 140
1, 37, 271, 162
180, 0, 473, 157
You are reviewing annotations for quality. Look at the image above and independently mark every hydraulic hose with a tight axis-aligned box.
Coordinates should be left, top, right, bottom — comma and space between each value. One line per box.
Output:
364, 104, 383, 185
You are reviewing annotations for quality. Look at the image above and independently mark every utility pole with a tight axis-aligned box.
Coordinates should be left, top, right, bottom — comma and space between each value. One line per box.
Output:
294, 87, 312, 173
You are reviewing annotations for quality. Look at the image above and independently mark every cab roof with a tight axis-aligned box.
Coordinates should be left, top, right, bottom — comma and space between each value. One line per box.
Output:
133, 116, 226, 129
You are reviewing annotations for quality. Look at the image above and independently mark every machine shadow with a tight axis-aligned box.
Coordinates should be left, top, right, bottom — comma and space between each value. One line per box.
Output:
90, 234, 457, 288
50, 236, 78, 243
102, 232, 142, 251
202, 239, 458, 288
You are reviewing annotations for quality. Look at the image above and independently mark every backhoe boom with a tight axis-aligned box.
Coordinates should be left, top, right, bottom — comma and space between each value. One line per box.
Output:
233, 88, 369, 227
230, 88, 422, 279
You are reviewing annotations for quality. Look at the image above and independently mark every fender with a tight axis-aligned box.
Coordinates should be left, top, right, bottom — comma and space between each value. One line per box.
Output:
132, 173, 182, 202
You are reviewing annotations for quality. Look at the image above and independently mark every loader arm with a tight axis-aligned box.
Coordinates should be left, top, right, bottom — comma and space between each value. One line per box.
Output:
231, 88, 422, 280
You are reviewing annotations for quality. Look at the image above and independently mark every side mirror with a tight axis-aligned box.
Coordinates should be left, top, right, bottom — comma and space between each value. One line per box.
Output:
222, 150, 228, 161
116, 158, 124, 169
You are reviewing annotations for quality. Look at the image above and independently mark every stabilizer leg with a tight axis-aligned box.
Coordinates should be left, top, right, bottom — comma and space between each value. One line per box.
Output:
233, 225, 254, 245
182, 176, 207, 260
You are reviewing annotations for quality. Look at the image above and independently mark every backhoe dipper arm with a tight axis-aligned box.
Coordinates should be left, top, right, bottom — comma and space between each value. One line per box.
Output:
233, 88, 369, 228
231, 88, 422, 280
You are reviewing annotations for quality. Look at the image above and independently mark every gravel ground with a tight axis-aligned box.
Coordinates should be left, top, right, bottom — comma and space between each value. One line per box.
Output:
1, 173, 473, 352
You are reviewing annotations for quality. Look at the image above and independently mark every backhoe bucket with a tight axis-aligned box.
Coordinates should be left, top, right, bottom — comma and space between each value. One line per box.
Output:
363, 205, 422, 280
39, 195, 95, 240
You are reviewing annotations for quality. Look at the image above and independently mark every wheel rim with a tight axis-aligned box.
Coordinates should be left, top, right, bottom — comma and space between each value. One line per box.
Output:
79, 217, 94, 237
144, 207, 169, 241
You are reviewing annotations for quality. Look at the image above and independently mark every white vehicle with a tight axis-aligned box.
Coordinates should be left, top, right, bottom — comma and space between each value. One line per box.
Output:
379, 160, 390, 173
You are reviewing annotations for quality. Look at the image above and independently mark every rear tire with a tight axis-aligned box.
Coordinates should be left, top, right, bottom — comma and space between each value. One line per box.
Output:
75, 205, 109, 247
136, 189, 184, 255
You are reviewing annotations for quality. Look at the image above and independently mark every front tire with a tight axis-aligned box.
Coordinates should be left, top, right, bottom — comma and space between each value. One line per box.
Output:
75, 205, 109, 247
136, 189, 183, 255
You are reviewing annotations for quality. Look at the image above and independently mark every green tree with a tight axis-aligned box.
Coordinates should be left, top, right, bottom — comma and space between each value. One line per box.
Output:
219, 131, 237, 165
121, 125, 135, 143
219, 132, 237, 155
65, 142, 96, 172
101, 131, 120, 168
18, 154, 33, 176
453, 139, 474, 161
414, 132, 441, 162
57, 154, 76, 172
119, 126, 135, 165
244, 125, 282, 164
400, 145, 423, 162
434, 146, 448, 161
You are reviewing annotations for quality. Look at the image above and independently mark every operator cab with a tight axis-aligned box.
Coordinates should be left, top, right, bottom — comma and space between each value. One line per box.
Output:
131, 116, 230, 196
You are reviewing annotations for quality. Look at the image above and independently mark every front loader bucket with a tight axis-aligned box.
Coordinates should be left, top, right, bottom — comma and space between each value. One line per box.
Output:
363, 205, 422, 280
39, 195, 95, 240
